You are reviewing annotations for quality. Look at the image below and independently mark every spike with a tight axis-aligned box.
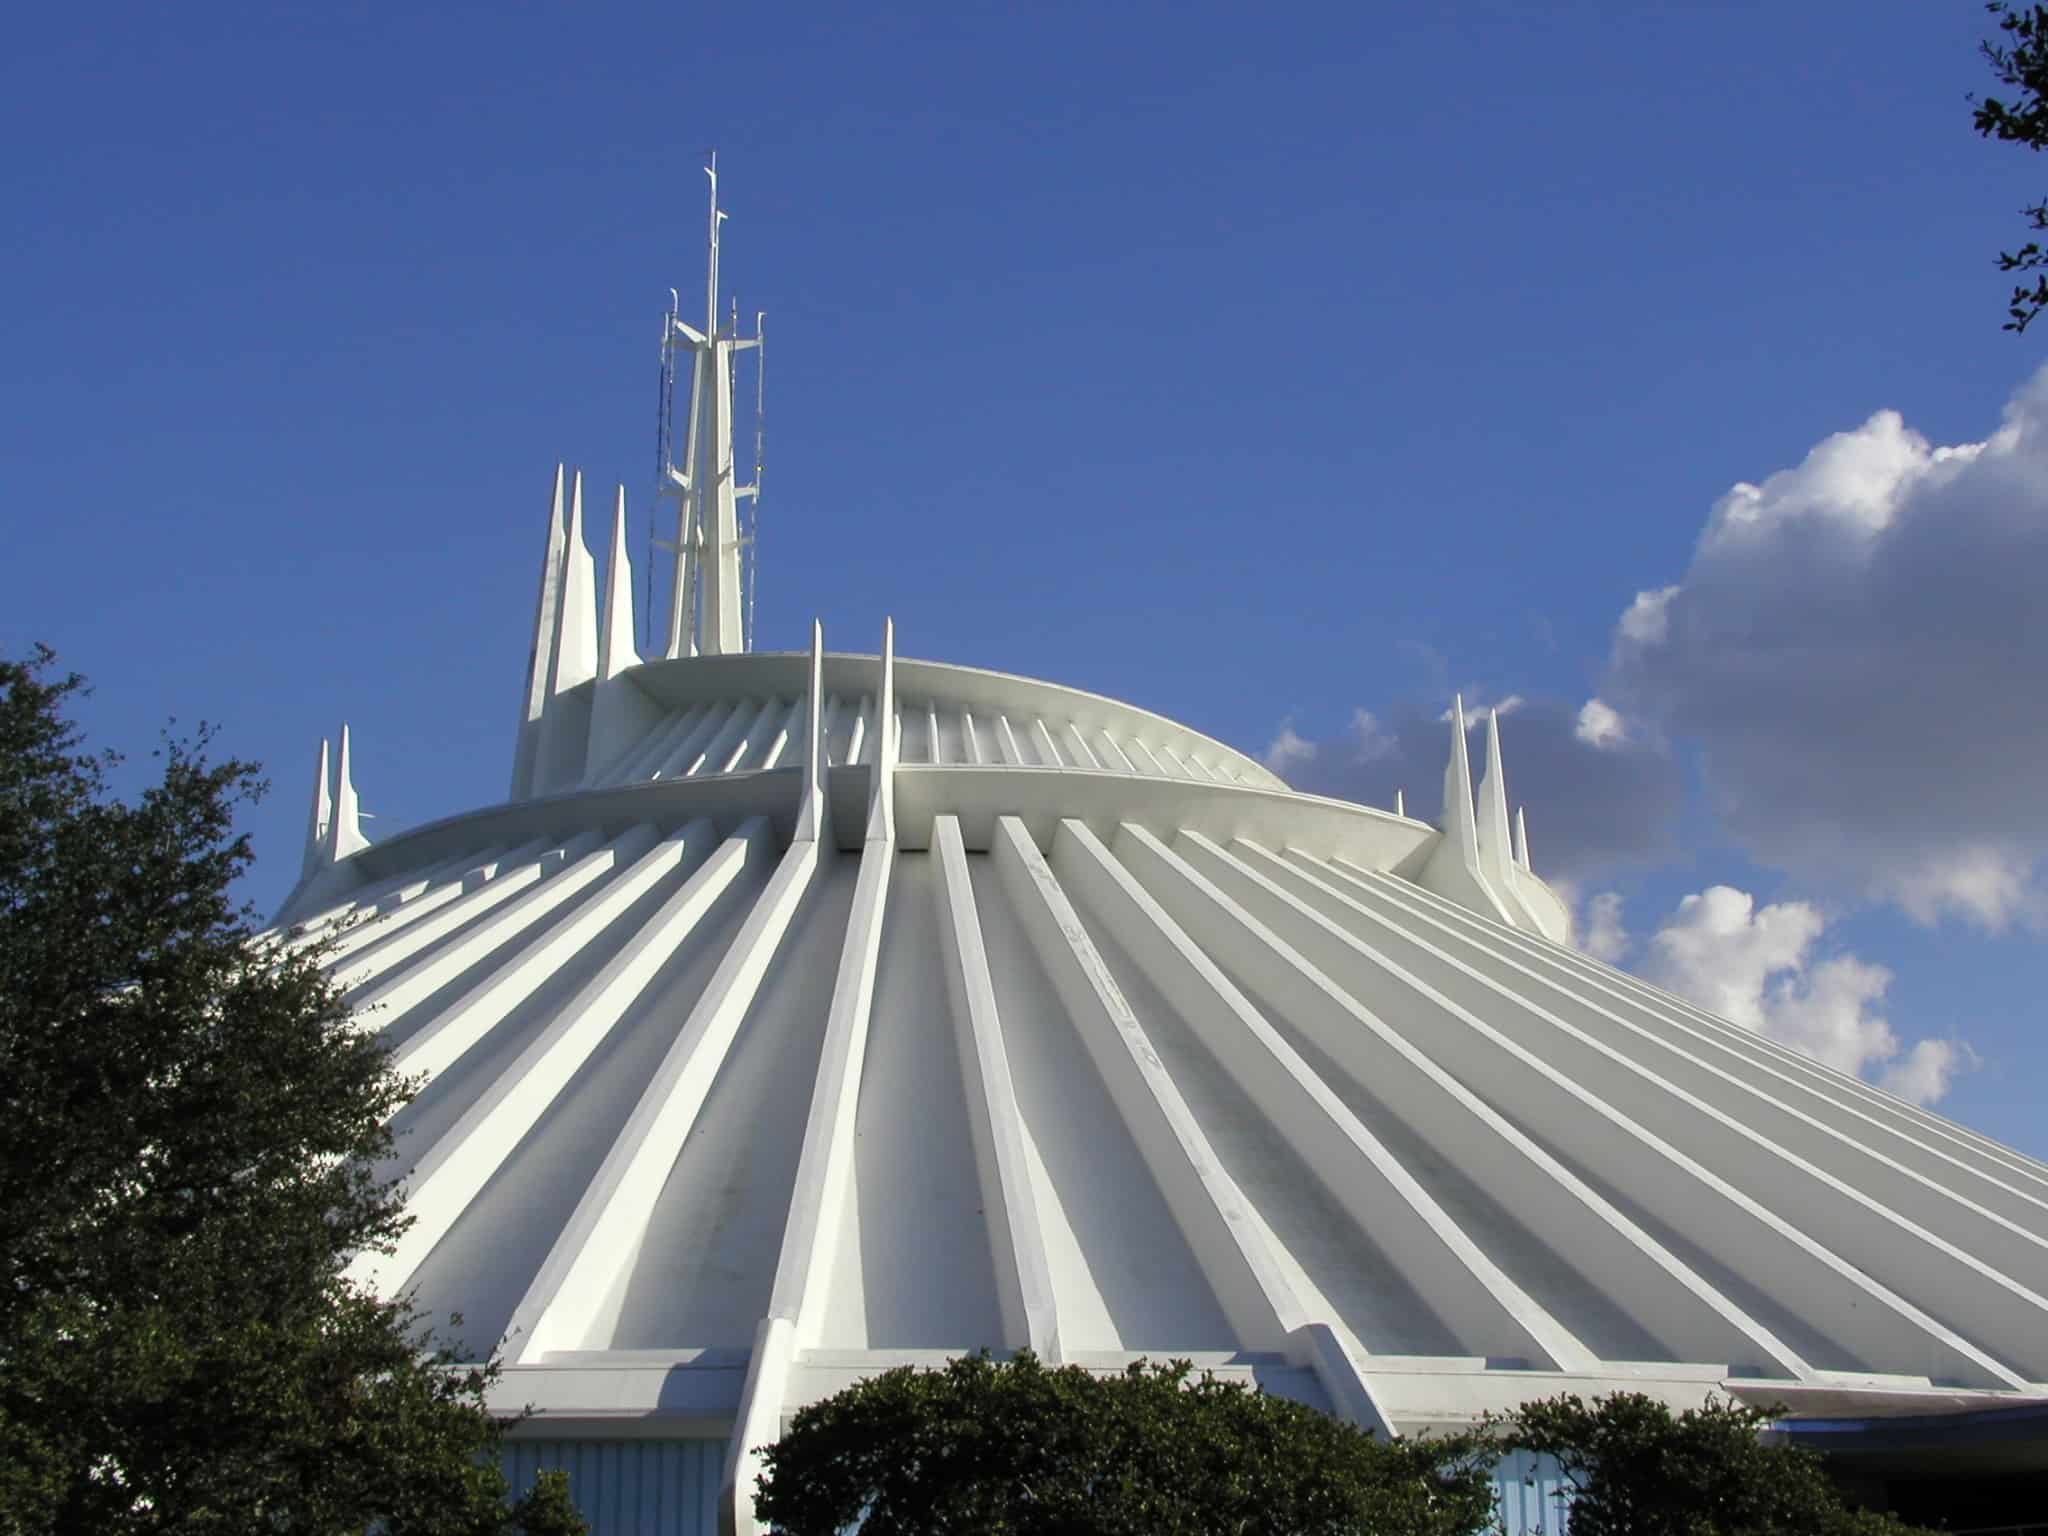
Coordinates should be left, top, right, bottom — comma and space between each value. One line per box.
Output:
1394, 788, 1405, 819
510, 464, 570, 800
582, 485, 665, 785
797, 620, 827, 843
1443, 695, 1479, 867
1515, 806, 1531, 870
300, 737, 332, 881
549, 470, 599, 695
328, 724, 369, 860
1416, 692, 1518, 925
599, 486, 638, 682
868, 617, 897, 843
1476, 707, 1517, 887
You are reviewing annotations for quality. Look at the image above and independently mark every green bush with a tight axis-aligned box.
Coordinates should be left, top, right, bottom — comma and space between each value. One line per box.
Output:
755, 1351, 1496, 1536
1493, 1392, 1932, 1536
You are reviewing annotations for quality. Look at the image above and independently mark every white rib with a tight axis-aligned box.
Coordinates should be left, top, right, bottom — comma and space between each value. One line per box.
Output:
994, 817, 1295, 1353
1132, 826, 1809, 1380
385, 820, 705, 1081
1092, 822, 1594, 1372
1177, 831, 2024, 1390
933, 814, 1061, 1358
508, 829, 824, 1361
327, 835, 584, 982
356, 818, 763, 1301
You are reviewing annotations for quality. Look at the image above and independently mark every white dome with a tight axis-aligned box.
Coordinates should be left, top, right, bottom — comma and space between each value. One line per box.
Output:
269, 178, 2048, 1527
275, 587, 2048, 1532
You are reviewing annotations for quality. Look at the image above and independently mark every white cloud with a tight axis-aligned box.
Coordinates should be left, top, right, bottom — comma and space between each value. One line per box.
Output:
1438, 692, 1524, 726
1348, 708, 1397, 762
1880, 1039, 1978, 1107
1643, 884, 1968, 1103
1263, 724, 1316, 776
1575, 698, 1629, 750
1617, 586, 1678, 647
1607, 368, 2048, 929
1581, 890, 1629, 962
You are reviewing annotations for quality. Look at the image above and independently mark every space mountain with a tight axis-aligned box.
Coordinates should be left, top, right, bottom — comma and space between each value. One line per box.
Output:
270, 170, 2048, 1535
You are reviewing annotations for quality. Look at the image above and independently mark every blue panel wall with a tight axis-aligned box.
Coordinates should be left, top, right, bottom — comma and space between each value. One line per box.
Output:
1493, 1448, 1573, 1535
501, 1439, 727, 1536
502, 1436, 1566, 1534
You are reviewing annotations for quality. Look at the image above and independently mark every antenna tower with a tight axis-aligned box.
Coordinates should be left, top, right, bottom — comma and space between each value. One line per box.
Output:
656, 154, 764, 658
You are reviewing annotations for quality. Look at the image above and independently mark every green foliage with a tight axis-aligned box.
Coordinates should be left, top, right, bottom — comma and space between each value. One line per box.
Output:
754, 1350, 1497, 1536
1974, 3, 2048, 331
0, 648, 585, 1535
1492, 1392, 1931, 1536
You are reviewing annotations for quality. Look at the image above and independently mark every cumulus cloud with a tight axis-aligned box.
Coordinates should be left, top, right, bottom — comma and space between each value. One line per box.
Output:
1880, 1039, 1977, 1106
1580, 890, 1630, 963
1641, 884, 1967, 1104
1438, 692, 1524, 725
1271, 696, 1685, 881
1574, 698, 1629, 750
1348, 709, 1398, 762
1606, 370, 2048, 928
1263, 724, 1316, 775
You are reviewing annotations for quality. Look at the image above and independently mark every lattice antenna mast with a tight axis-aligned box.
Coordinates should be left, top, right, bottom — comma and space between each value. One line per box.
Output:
657, 154, 763, 657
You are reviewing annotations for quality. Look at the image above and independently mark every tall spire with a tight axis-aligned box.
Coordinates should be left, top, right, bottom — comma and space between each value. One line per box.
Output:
1475, 707, 1516, 889
300, 737, 332, 882
660, 155, 763, 659
328, 723, 369, 861
511, 464, 570, 799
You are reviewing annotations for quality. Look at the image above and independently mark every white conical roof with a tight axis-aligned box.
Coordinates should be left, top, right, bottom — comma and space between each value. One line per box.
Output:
276, 588, 2048, 1433
270, 189, 2048, 1533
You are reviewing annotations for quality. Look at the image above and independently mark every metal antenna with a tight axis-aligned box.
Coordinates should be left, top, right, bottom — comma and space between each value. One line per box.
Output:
747, 309, 765, 651
653, 153, 759, 658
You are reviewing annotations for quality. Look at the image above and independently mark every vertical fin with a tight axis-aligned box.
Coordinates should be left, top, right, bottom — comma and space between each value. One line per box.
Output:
1515, 806, 1531, 870
1475, 708, 1545, 930
1417, 694, 1515, 925
584, 486, 662, 783
1394, 788, 1405, 820
599, 485, 637, 681
328, 723, 369, 860
867, 617, 897, 844
510, 464, 569, 800
1476, 707, 1517, 887
528, 471, 600, 794
795, 620, 826, 844
300, 737, 332, 882
1443, 695, 1480, 869
549, 470, 599, 695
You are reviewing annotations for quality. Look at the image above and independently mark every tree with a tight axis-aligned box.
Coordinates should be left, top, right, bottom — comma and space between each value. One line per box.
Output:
1493, 1392, 1931, 1536
753, 1351, 1497, 1536
1974, 2, 2048, 331
0, 647, 584, 1535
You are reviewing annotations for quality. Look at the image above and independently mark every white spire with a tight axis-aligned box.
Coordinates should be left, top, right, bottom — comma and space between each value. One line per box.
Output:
1515, 806, 1531, 870
300, 737, 332, 882
1476, 707, 1516, 889
1441, 695, 1480, 871
660, 156, 762, 660
511, 464, 570, 799
583, 485, 664, 785
547, 470, 598, 698
327, 723, 369, 861
1394, 788, 1405, 819
599, 486, 637, 682
1418, 694, 1515, 926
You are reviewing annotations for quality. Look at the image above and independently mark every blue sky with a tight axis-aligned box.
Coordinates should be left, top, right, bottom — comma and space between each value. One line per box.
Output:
8, 2, 2048, 1153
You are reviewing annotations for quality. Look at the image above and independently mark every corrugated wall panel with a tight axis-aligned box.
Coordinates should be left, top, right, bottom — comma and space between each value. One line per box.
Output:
501, 1439, 726, 1536
1492, 1448, 1573, 1534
